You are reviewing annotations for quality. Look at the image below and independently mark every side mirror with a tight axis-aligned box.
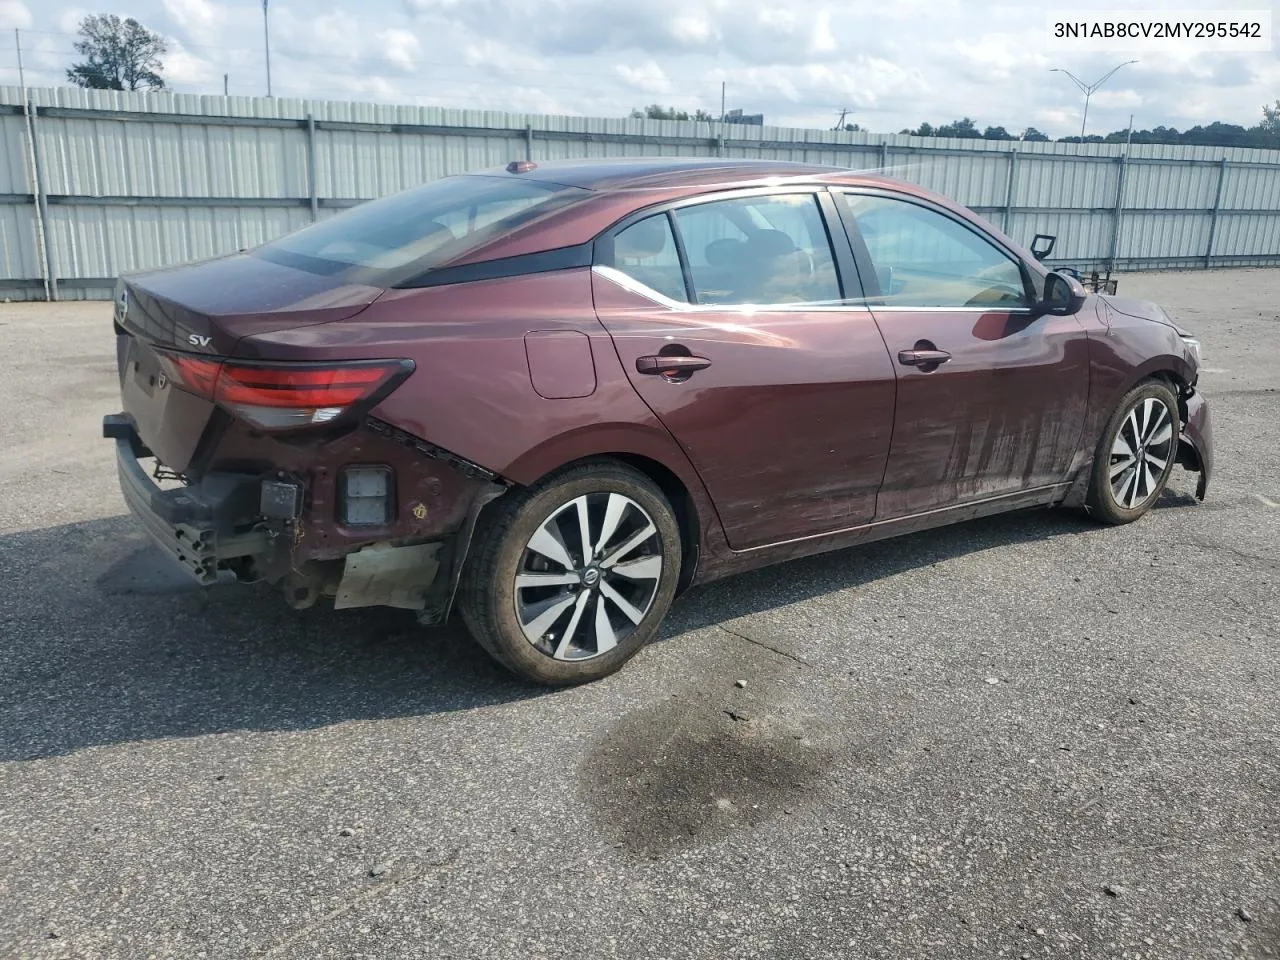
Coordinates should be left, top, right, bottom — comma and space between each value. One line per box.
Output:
1030, 234, 1056, 261
1040, 270, 1088, 317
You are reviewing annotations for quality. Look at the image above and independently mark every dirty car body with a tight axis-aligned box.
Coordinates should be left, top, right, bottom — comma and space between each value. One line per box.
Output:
104, 157, 1212, 683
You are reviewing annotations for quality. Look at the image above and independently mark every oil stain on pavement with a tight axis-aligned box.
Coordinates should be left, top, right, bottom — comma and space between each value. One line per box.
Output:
579, 692, 833, 859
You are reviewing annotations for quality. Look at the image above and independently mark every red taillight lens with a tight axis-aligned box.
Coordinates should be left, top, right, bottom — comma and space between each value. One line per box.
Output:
157, 353, 221, 396
216, 364, 394, 408
154, 351, 413, 430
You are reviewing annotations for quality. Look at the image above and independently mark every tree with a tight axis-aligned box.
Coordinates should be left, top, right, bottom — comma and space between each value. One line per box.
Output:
629, 104, 713, 121
1263, 100, 1280, 135
1020, 127, 1049, 141
67, 15, 167, 91
982, 125, 1013, 140
934, 118, 980, 139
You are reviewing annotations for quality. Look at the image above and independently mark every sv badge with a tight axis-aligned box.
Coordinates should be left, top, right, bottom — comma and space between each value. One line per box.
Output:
188, 334, 213, 348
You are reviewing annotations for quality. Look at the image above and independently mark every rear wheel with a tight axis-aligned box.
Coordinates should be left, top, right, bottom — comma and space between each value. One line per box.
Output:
457, 461, 682, 686
1086, 380, 1180, 525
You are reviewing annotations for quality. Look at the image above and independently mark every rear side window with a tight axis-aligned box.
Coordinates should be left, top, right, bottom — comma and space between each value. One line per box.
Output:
606, 214, 689, 303
255, 175, 585, 279
842, 193, 1029, 308
674, 194, 841, 306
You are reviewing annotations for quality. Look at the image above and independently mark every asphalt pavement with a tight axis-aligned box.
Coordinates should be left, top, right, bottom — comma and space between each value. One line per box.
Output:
0, 269, 1276, 959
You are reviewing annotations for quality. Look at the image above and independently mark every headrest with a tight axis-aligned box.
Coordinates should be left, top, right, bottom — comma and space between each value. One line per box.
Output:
744, 229, 796, 260
615, 218, 669, 259
704, 238, 744, 266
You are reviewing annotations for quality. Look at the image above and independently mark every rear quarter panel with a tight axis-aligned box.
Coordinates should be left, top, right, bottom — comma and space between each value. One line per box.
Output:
233, 268, 735, 578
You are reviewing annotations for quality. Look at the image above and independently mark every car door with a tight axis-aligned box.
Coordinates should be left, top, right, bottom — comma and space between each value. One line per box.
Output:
592, 189, 897, 550
833, 189, 1090, 519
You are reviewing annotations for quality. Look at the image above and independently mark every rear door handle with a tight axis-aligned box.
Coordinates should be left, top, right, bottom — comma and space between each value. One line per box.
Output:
636, 355, 712, 376
898, 348, 952, 367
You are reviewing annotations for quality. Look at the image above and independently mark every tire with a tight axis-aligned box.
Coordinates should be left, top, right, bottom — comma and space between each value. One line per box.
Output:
1085, 379, 1181, 525
457, 460, 683, 686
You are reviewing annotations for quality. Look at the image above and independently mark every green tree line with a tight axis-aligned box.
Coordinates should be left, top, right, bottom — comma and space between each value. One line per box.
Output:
901, 105, 1280, 148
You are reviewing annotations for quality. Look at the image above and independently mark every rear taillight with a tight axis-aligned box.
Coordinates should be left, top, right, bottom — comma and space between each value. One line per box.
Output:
156, 352, 414, 430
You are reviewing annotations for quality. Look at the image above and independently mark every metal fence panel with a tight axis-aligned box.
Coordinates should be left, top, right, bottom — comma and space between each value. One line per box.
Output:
0, 113, 30, 195
0, 204, 39, 282
2, 84, 1280, 299
1215, 212, 1280, 257
1223, 165, 1280, 211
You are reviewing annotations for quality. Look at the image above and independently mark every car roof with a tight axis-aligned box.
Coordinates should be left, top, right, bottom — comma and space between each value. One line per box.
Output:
470, 157, 856, 191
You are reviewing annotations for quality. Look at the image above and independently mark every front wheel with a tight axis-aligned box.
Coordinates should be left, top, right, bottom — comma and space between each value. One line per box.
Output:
1085, 380, 1181, 525
457, 461, 682, 686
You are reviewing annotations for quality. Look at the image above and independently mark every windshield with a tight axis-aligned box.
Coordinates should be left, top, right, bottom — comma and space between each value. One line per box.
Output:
254, 174, 586, 281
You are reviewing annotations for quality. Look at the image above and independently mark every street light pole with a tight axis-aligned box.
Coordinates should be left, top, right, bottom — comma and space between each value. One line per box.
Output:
1051, 60, 1138, 139
263, 0, 272, 98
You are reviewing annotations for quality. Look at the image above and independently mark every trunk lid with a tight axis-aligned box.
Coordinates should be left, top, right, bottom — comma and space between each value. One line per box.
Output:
116, 253, 383, 472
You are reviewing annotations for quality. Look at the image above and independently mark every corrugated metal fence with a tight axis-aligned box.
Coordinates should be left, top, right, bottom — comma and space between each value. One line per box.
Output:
3, 85, 1279, 300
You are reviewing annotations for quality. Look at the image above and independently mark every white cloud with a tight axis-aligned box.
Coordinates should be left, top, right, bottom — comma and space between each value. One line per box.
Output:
56, 6, 86, 33
615, 60, 672, 96
669, 12, 714, 45
163, 41, 218, 86
1092, 89, 1143, 110
4, 0, 1275, 138
376, 28, 421, 73
161, 0, 219, 34
809, 7, 836, 56
0, 0, 32, 29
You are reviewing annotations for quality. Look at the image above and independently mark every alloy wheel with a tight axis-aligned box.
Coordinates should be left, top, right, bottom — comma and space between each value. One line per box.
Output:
1109, 396, 1175, 509
513, 492, 664, 661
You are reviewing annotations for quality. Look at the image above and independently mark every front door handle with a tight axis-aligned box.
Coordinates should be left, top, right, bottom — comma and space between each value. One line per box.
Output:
636, 355, 712, 377
898, 348, 952, 367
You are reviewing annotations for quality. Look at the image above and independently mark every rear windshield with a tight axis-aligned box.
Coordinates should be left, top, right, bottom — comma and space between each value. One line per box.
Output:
254, 175, 585, 281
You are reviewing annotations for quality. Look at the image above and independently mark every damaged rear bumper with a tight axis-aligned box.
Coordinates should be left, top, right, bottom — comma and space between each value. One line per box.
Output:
106, 413, 268, 584
103, 413, 505, 618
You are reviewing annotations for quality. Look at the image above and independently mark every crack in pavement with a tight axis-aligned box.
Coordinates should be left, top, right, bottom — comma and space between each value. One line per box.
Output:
718, 623, 810, 667
257, 848, 461, 958
1166, 538, 1280, 570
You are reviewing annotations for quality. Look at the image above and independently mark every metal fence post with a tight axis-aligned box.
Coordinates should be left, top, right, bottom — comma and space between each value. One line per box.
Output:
21, 98, 53, 301
524, 124, 533, 162
1003, 149, 1018, 233
879, 139, 889, 171
1108, 153, 1127, 273
1204, 156, 1228, 269
305, 113, 318, 222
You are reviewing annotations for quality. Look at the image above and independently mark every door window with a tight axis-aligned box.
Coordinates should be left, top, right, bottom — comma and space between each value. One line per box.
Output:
606, 214, 689, 303
673, 194, 841, 306
842, 194, 1030, 308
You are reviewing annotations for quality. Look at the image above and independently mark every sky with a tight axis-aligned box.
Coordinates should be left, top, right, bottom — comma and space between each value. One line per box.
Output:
0, 0, 1276, 138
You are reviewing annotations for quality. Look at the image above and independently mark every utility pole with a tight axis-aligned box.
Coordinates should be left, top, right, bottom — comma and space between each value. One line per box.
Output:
833, 107, 848, 132
16, 27, 52, 301
1051, 60, 1138, 139
224, 73, 229, 97
263, 0, 273, 97
718, 81, 726, 158
14, 28, 24, 90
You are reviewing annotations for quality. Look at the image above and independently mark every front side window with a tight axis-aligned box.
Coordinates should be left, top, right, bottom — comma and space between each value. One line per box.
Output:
842, 194, 1029, 308
673, 194, 842, 306
256, 174, 585, 279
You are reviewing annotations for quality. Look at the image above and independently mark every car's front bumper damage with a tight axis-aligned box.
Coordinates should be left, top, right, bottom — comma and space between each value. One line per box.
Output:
1177, 386, 1213, 501
103, 413, 506, 620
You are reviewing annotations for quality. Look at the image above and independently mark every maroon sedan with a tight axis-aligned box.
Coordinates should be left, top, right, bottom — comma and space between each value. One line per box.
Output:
104, 158, 1211, 684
